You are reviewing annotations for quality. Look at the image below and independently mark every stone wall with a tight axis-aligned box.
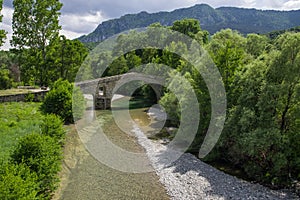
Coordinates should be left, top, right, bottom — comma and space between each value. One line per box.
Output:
0, 91, 48, 103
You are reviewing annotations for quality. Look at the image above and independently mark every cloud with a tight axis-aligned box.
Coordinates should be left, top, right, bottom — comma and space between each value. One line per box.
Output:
1, 6, 13, 50
60, 11, 107, 35
1, 0, 300, 50
283, 0, 300, 10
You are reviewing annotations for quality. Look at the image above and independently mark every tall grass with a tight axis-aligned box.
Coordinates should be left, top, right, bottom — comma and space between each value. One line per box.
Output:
0, 102, 43, 160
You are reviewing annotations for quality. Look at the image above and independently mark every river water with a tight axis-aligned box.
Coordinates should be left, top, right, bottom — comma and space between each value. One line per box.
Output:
57, 97, 169, 200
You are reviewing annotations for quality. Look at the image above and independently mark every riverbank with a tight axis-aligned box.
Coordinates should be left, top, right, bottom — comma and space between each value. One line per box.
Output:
131, 108, 298, 200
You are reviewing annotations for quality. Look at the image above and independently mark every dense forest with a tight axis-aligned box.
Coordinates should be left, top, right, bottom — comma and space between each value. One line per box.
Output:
0, 0, 300, 197
78, 4, 300, 43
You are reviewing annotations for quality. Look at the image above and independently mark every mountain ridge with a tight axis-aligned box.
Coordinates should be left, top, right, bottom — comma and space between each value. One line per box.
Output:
78, 4, 300, 43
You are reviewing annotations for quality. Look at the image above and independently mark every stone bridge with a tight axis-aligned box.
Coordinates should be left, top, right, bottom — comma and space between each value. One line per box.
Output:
75, 73, 164, 109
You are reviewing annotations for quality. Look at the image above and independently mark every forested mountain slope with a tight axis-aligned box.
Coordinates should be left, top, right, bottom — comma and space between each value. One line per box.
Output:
78, 4, 300, 43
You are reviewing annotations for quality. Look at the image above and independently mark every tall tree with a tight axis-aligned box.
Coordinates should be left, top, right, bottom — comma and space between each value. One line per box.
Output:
0, 0, 6, 46
11, 0, 63, 86
47, 36, 88, 83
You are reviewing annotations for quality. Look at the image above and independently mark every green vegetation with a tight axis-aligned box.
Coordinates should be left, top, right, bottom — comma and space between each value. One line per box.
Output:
86, 19, 300, 190
0, 89, 33, 96
10, 0, 88, 87
40, 114, 66, 145
0, 102, 66, 199
41, 79, 85, 123
0, 102, 43, 160
11, 133, 62, 199
0, 162, 39, 200
0, 0, 6, 46
1, 0, 300, 195
265, 26, 300, 40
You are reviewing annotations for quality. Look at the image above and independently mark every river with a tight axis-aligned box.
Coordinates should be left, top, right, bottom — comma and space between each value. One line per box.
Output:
54, 97, 169, 200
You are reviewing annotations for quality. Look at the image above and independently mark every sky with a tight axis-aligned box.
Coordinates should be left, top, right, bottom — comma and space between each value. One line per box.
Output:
1, 0, 300, 50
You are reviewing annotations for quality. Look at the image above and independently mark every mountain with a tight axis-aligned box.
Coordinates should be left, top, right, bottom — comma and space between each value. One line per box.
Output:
78, 4, 300, 43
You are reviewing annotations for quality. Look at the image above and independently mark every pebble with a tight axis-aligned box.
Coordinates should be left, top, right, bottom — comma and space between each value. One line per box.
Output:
132, 125, 299, 200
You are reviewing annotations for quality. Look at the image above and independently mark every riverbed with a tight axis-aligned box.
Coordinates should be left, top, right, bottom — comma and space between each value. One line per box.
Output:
54, 97, 169, 200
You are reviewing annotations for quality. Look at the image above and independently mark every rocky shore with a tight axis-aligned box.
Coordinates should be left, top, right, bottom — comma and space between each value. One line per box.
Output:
130, 108, 298, 200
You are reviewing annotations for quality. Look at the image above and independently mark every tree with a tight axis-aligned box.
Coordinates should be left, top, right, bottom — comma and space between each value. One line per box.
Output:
246, 34, 270, 58
0, 0, 6, 46
47, 36, 88, 82
0, 68, 13, 89
171, 19, 201, 38
207, 29, 248, 106
11, 0, 63, 86
217, 33, 300, 186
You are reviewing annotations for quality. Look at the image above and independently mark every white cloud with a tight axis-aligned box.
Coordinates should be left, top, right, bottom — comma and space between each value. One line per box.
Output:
1, 6, 13, 50
60, 11, 107, 35
283, 0, 300, 10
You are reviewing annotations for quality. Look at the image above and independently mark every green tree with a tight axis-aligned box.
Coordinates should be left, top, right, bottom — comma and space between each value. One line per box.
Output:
219, 33, 300, 186
0, 68, 13, 89
246, 34, 270, 58
47, 36, 88, 82
0, 0, 6, 46
11, 0, 63, 86
207, 29, 248, 106
171, 18, 201, 38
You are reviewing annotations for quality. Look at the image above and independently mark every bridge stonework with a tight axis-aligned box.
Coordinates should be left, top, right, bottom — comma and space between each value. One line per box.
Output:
76, 73, 164, 110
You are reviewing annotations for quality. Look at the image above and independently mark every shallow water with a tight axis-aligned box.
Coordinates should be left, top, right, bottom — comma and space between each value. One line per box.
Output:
59, 98, 169, 200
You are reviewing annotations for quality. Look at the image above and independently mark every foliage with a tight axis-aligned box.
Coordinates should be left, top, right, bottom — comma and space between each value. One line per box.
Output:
0, 69, 13, 89
40, 114, 65, 145
96, 19, 300, 189
47, 36, 89, 83
41, 79, 85, 123
0, 162, 39, 200
24, 92, 35, 102
11, 0, 63, 86
0, 103, 43, 160
212, 33, 300, 187
0, 102, 66, 198
11, 133, 62, 199
0, 0, 6, 46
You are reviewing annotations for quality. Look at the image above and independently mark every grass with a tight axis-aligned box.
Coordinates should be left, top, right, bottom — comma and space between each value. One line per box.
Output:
0, 102, 43, 160
0, 89, 32, 96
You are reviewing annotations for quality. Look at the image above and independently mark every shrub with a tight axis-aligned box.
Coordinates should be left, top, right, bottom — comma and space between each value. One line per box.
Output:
0, 162, 39, 200
40, 79, 85, 123
11, 133, 62, 199
25, 93, 35, 102
40, 114, 66, 145
0, 69, 13, 90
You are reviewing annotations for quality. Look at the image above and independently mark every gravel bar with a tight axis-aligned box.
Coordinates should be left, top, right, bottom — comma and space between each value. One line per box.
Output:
132, 125, 298, 200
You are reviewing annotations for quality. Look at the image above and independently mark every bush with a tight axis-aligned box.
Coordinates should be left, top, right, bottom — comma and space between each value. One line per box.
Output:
0, 69, 13, 90
40, 114, 66, 145
11, 133, 62, 199
0, 162, 39, 200
25, 93, 35, 102
40, 79, 85, 123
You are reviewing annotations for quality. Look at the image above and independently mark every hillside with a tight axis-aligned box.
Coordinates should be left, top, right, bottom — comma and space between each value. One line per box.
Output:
78, 4, 300, 43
